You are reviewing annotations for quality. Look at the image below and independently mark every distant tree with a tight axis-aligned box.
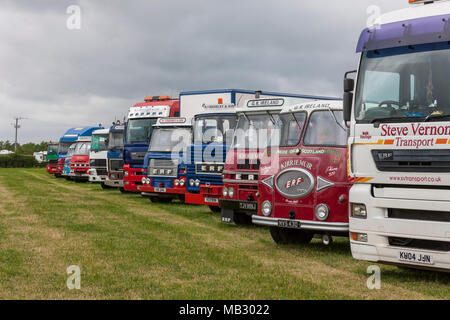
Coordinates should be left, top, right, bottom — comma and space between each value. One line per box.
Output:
0, 140, 51, 155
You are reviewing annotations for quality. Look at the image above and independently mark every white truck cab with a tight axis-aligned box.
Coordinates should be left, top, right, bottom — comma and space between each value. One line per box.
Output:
344, 0, 450, 271
88, 128, 110, 185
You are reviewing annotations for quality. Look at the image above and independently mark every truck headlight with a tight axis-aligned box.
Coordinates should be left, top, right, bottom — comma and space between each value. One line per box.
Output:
174, 179, 180, 186
351, 203, 367, 219
315, 204, 330, 221
141, 177, 147, 184
262, 201, 272, 217
146, 178, 151, 185
223, 187, 228, 197
195, 179, 200, 187
189, 179, 195, 186
180, 179, 185, 186
124, 171, 129, 177
228, 187, 234, 198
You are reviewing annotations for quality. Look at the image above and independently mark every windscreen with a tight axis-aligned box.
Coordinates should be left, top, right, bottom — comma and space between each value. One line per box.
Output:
126, 118, 158, 143
58, 142, 72, 154
232, 113, 278, 150
91, 134, 108, 152
47, 144, 59, 155
149, 128, 192, 152
275, 112, 307, 147
303, 111, 348, 146
74, 142, 91, 155
66, 144, 76, 157
108, 132, 124, 149
193, 115, 237, 144
355, 42, 450, 123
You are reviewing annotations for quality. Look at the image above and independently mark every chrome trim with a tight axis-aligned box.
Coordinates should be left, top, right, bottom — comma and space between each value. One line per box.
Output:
223, 179, 258, 184
251, 215, 349, 232
316, 176, 335, 192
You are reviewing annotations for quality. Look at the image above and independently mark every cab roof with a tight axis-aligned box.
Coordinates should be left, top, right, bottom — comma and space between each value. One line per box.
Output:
59, 126, 103, 143
92, 128, 110, 135
281, 100, 343, 114
357, 1, 450, 52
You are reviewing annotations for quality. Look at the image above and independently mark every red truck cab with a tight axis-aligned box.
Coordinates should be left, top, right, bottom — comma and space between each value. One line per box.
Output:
252, 100, 351, 245
220, 99, 284, 224
123, 96, 180, 193
69, 137, 92, 181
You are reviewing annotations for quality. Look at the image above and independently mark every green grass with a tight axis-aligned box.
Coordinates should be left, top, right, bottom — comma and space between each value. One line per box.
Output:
0, 168, 448, 299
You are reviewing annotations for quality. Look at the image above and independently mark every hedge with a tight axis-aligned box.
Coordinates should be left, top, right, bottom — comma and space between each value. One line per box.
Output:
0, 154, 45, 168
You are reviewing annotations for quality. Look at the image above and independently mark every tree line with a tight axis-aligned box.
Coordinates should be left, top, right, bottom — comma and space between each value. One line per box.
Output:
0, 141, 50, 155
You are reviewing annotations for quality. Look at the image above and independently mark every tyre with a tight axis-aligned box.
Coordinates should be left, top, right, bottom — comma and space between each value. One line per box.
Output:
269, 227, 313, 245
149, 196, 160, 203
209, 205, 221, 213
233, 212, 252, 225
101, 182, 108, 190
119, 187, 126, 193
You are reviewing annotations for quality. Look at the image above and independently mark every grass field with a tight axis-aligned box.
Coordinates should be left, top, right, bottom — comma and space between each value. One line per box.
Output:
0, 168, 448, 299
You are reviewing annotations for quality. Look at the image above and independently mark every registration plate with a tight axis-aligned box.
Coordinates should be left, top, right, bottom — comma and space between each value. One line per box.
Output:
399, 251, 434, 265
239, 202, 257, 211
278, 220, 301, 229
205, 197, 219, 204
154, 187, 166, 193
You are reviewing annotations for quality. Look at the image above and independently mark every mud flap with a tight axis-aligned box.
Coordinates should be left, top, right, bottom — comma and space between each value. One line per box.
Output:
221, 208, 234, 224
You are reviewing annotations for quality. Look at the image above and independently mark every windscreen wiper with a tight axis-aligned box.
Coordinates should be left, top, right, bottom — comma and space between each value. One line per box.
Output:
266, 111, 276, 125
327, 106, 346, 132
370, 116, 420, 125
424, 113, 450, 122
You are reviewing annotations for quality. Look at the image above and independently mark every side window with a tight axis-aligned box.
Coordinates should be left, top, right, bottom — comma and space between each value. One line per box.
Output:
303, 111, 348, 147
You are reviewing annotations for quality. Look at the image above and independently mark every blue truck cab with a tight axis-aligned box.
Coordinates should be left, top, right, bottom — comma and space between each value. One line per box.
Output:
58, 126, 102, 178
140, 118, 193, 203
104, 123, 125, 189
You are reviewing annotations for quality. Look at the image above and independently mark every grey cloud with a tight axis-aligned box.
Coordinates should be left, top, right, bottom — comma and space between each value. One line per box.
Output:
0, 0, 405, 143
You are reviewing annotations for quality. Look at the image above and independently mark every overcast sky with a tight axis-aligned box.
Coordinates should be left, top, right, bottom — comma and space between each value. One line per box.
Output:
0, 0, 405, 144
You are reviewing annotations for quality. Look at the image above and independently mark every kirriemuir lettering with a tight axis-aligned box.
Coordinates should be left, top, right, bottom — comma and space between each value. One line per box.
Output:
280, 159, 312, 170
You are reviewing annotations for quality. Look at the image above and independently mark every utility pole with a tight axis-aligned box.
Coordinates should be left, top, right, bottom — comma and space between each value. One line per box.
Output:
12, 117, 27, 153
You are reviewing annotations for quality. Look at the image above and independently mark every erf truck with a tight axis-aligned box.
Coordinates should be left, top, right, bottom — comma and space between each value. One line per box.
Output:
140, 118, 193, 203
105, 123, 125, 189
88, 128, 110, 186
220, 93, 340, 225
57, 127, 102, 178
123, 96, 180, 193
344, 0, 450, 271
253, 100, 350, 245
46, 143, 59, 174
69, 136, 92, 181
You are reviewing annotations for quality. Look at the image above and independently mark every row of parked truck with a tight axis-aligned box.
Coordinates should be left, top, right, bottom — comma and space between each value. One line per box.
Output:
47, 0, 450, 272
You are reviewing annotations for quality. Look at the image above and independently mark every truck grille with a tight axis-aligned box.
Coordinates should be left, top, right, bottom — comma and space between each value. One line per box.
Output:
195, 162, 224, 175
96, 169, 108, 176
388, 209, 450, 223
372, 149, 450, 172
148, 159, 178, 177
131, 152, 146, 161
109, 159, 124, 171
90, 159, 107, 168
237, 159, 261, 170
389, 237, 450, 252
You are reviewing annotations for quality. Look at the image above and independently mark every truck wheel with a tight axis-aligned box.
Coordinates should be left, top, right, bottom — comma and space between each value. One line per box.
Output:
269, 227, 312, 245
101, 182, 109, 190
119, 187, 126, 193
159, 198, 172, 204
234, 212, 252, 225
149, 196, 161, 203
209, 206, 221, 213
